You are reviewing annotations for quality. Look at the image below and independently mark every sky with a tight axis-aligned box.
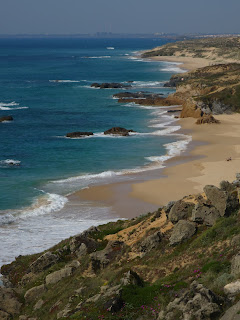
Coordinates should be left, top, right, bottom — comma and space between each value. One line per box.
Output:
0, 0, 239, 35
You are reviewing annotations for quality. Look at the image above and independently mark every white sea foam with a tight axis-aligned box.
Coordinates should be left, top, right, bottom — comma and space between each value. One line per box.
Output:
49, 80, 81, 83
132, 80, 164, 88
107, 47, 115, 50
53, 170, 119, 184
0, 159, 21, 167
88, 56, 111, 59
0, 101, 28, 110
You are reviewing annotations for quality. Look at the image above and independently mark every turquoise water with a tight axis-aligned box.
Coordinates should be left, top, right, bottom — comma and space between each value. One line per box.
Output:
0, 38, 189, 265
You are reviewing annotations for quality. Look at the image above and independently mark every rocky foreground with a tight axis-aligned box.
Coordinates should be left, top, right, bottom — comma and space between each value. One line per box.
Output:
1, 176, 240, 319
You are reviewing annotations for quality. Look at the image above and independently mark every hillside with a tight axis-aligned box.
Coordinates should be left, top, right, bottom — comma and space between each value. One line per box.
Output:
141, 37, 240, 64
1, 178, 240, 319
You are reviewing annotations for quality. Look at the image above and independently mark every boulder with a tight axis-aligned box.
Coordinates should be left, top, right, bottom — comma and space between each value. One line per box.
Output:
220, 300, 240, 320
168, 200, 194, 224
57, 303, 73, 319
164, 201, 176, 215
192, 203, 221, 226
231, 253, 240, 277
24, 284, 46, 303
30, 251, 59, 273
204, 185, 239, 216
169, 220, 196, 246
220, 180, 236, 193
196, 114, 220, 125
231, 235, 240, 247
91, 241, 126, 273
0, 287, 22, 315
34, 299, 44, 310
45, 261, 79, 285
0, 310, 11, 320
69, 233, 98, 256
104, 296, 124, 313
0, 116, 13, 122
139, 231, 162, 252
66, 132, 93, 138
104, 127, 135, 136
120, 270, 143, 287
224, 280, 240, 296
158, 281, 224, 320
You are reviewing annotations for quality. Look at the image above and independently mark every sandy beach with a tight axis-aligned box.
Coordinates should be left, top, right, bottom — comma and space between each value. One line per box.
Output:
72, 113, 240, 218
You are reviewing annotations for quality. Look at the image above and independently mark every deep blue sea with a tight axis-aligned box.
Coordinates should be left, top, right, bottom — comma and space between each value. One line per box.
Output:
0, 38, 189, 266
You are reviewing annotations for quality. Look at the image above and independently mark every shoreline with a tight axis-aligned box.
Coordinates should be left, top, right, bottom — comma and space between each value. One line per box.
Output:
73, 114, 240, 217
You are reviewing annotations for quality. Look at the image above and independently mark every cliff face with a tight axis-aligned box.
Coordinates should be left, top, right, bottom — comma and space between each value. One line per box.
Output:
168, 63, 240, 118
1, 179, 240, 319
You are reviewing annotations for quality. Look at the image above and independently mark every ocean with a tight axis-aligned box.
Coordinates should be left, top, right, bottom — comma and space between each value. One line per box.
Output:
0, 37, 189, 266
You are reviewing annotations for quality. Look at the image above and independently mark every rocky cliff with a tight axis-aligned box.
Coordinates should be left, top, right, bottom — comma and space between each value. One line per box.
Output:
1, 177, 240, 319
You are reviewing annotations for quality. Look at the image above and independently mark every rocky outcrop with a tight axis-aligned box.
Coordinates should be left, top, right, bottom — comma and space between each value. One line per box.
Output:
231, 253, 240, 277
0, 116, 13, 122
66, 132, 93, 138
91, 241, 126, 272
0, 287, 22, 317
168, 200, 194, 224
196, 114, 220, 124
24, 284, 47, 303
169, 220, 196, 246
224, 280, 240, 296
139, 231, 162, 252
158, 281, 224, 320
30, 251, 59, 273
69, 233, 98, 257
204, 185, 239, 217
192, 203, 221, 226
120, 270, 144, 287
104, 127, 135, 136
220, 300, 240, 320
91, 82, 131, 89
46, 261, 80, 285
113, 91, 163, 99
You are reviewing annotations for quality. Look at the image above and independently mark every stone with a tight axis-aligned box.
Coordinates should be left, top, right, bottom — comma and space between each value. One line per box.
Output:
24, 284, 46, 303
57, 303, 73, 319
236, 173, 240, 181
34, 299, 44, 310
220, 180, 236, 193
231, 235, 240, 246
224, 280, 240, 296
69, 233, 98, 255
196, 114, 220, 124
66, 132, 93, 138
49, 300, 62, 313
169, 220, 196, 246
192, 203, 221, 226
91, 82, 131, 89
231, 253, 240, 277
164, 201, 176, 215
220, 300, 240, 320
158, 281, 224, 320
104, 127, 135, 136
204, 185, 239, 216
120, 270, 143, 287
140, 231, 162, 252
90, 241, 126, 273
75, 243, 87, 258
0, 310, 10, 320
104, 296, 124, 313
168, 200, 194, 224
45, 266, 74, 285
0, 116, 13, 122
30, 251, 59, 273
19, 316, 28, 320
0, 287, 22, 315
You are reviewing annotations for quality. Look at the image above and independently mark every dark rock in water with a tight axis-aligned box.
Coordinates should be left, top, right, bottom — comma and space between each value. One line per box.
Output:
113, 91, 163, 99
169, 220, 196, 246
167, 109, 181, 113
0, 116, 13, 122
159, 281, 224, 320
91, 82, 132, 89
169, 200, 194, 224
192, 203, 221, 226
104, 127, 134, 136
66, 132, 93, 138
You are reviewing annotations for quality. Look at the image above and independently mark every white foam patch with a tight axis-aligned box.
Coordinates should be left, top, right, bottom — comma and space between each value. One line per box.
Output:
160, 61, 186, 73
0, 101, 28, 110
87, 56, 111, 59
107, 47, 115, 50
0, 159, 21, 167
132, 80, 164, 88
49, 80, 81, 83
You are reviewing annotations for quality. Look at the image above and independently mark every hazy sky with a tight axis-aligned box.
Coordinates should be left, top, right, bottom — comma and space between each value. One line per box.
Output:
0, 0, 239, 35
